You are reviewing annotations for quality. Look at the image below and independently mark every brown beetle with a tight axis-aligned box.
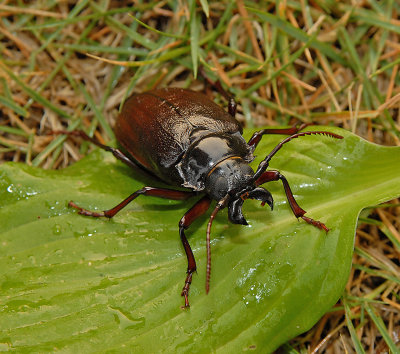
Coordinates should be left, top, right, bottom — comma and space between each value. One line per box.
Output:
65, 87, 343, 308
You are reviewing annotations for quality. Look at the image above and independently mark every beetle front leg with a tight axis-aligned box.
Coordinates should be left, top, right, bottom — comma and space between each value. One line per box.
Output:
255, 170, 329, 232
247, 122, 311, 149
178, 196, 212, 308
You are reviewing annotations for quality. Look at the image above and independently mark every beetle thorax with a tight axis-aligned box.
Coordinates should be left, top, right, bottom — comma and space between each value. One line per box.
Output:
176, 132, 253, 191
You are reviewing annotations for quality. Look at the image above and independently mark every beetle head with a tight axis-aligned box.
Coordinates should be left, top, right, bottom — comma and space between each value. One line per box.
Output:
205, 157, 273, 225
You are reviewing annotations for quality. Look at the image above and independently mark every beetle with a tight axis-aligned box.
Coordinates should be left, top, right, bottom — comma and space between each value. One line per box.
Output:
64, 87, 343, 308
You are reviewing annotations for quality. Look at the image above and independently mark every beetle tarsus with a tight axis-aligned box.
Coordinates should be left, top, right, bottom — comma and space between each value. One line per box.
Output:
68, 201, 106, 217
181, 272, 194, 308
301, 215, 329, 232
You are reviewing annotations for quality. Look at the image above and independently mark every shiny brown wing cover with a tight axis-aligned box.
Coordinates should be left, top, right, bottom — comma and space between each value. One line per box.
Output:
114, 88, 242, 186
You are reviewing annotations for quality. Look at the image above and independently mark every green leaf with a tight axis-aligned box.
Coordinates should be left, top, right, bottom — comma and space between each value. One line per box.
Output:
1, 127, 399, 352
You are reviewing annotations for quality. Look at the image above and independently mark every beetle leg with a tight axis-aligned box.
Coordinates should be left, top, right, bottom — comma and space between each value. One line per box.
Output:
69, 187, 194, 218
227, 97, 237, 117
247, 122, 312, 149
52, 130, 141, 170
252, 131, 343, 183
255, 170, 329, 232
199, 68, 237, 117
178, 196, 212, 308
209, 81, 237, 117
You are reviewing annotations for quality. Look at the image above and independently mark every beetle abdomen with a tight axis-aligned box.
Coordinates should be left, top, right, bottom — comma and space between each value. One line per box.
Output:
115, 88, 242, 186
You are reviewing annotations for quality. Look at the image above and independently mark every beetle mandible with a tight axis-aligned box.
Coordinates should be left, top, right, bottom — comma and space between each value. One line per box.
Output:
65, 86, 343, 308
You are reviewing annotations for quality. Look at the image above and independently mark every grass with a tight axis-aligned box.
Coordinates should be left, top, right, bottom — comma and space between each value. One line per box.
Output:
0, 0, 399, 352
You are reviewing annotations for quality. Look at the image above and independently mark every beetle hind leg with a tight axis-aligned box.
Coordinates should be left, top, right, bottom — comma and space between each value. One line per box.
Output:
51, 130, 141, 170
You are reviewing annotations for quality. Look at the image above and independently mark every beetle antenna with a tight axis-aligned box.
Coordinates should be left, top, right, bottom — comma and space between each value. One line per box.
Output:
252, 131, 343, 182
206, 195, 230, 294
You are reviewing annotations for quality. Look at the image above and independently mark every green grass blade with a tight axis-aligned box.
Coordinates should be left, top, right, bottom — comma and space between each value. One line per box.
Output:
131, 16, 185, 39
189, 0, 200, 77
344, 299, 366, 354
365, 303, 398, 353
0, 95, 28, 117
199, 0, 209, 18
